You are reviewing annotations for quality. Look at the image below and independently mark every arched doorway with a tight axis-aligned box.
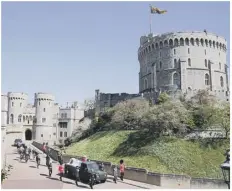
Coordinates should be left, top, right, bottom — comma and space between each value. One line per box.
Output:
25, 129, 32, 140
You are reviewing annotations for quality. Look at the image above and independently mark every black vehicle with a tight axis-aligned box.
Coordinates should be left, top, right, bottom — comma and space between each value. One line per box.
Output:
76, 162, 107, 189
64, 158, 82, 179
14, 139, 22, 147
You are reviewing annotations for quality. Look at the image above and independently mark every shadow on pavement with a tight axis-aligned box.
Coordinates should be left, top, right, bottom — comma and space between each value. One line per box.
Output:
40, 173, 48, 177
107, 177, 149, 189
46, 177, 60, 181
76, 184, 90, 189
29, 166, 37, 168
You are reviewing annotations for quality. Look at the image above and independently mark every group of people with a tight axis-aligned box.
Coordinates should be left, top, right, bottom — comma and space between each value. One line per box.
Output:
19, 142, 126, 184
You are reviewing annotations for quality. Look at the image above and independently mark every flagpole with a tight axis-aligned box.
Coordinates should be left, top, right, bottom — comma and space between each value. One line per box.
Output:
149, 5, 152, 34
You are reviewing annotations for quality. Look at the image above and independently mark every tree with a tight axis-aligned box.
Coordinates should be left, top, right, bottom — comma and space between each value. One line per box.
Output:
213, 102, 230, 138
111, 99, 150, 129
157, 92, 170, 104
84, 98, 96, 110
141, 100, 191, 135
190, 90, 216, 106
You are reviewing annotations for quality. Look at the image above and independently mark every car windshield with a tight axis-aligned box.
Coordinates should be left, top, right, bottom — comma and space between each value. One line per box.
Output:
88, 163, 99, 170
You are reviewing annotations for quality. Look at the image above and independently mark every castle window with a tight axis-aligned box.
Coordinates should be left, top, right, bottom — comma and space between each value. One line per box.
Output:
188, 48, 190, 54
42, 118, 46, 123
149, 46, 151, 52
220, 76, 224, 87
12, 102, 14, 107
174, 49, 176, 55
188, 58, 191, 66
174, 38, 178, 46
213, 41, 215, 48
205, 74, 210, 85
200, 39, 204, 46
144, 79, 148, 89
169, 39, 173, 46
173, 73, 179, 86
18, 115, 22, 122
180, 38, 184, 46
60, 132, 63, 137
216, 42, 219, 48
207, 60, 210, 69
190, 38, 194, 46
209, 40, 212, 47
23, 116, 25, 122
43, 108, 46, 112
39, 102, 40, 106
10, 114, 14, 124
205, 49, 206, 55
152, 44, 154, 49
64, 132, 67, 137
174, 59, 177, 68
41, 134, 43, 137
159, 41, 163, 48
205, 39, 208, 47
219, 62, 221, 70
29, 116, 32, 121
160, 51, 162, 57
196, 38, 199, 46
26, 116, 28, 120
160, 61, 162, 69
164, 40, 168, 47
64, 113, 67, 118
185, 38, 189, 46
205, 59, 207, 67
155, 43, 159, 49
20, 103, 22, 107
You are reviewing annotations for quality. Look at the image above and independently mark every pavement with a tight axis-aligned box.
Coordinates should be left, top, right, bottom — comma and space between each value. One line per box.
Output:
2, 146, 160, 189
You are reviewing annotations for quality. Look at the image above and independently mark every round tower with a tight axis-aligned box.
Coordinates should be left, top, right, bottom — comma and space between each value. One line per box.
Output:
138, 31, 229, 101
7, 92, 28, 125
33, 92, 55, 144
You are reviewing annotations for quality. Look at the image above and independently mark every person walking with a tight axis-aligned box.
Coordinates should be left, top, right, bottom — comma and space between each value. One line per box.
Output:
119, 159, 125, 181
82, 155, 87, 162
42, 143, 46, 154
35, 152, 41, 168
58, 162, 64, 181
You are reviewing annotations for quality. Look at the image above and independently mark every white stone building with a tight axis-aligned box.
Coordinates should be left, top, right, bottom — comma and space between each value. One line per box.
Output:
1, 92, 84, 146
58, 102, 85, 144
138, 31, 230, 102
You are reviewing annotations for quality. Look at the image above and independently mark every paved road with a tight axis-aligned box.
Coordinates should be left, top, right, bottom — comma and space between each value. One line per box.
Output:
2, 146, 159, 189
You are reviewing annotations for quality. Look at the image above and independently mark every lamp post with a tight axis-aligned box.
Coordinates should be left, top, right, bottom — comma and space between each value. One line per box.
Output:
221, 150, 230, 189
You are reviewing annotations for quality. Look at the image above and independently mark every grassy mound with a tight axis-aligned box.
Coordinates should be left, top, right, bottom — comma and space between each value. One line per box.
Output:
66, 130, 229, 179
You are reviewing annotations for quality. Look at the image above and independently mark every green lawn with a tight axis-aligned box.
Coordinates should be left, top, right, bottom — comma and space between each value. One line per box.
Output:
66, 130, 229, 179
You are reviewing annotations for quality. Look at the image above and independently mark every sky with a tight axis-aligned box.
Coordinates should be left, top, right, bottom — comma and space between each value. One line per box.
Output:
2, 1, 230, 105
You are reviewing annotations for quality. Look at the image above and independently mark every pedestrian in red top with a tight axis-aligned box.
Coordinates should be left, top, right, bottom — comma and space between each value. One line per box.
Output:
119, 159, 125, 181
42, 143, 46, 154
82, 155, 87, 162
58, 162, 64, 181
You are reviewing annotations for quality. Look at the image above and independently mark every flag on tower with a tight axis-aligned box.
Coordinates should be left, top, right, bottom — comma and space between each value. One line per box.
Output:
150, 5, 167, 14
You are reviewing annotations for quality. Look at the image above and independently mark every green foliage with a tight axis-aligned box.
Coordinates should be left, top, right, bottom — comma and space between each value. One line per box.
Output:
111, 99, 150, 129
66, 130, 229, 178
80, 90, 229, 138
157, 92, 170, 104
212, 102, 230, 138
